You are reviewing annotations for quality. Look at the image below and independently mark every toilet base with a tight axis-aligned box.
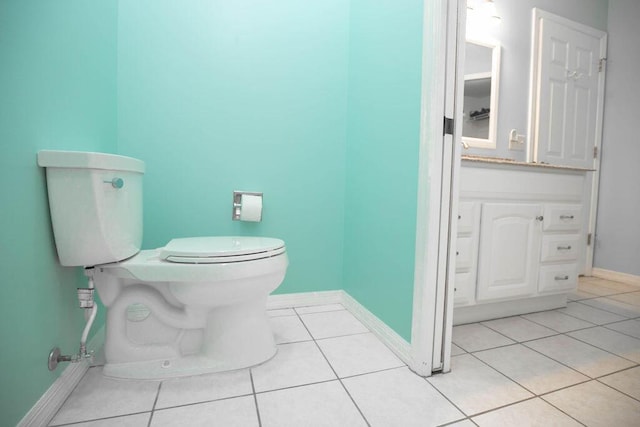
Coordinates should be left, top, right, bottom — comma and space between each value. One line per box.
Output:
102, 346, 278, 380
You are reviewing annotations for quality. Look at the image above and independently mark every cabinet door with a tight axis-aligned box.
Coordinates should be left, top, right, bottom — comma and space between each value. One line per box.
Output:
477, 203, 542, 302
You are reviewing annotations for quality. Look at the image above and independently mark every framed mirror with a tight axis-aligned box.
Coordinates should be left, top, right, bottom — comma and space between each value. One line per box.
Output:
462, 39, 500, 149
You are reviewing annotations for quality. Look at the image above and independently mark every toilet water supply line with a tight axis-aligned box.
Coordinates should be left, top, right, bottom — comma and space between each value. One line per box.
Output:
48, 268, 97, 370
78, 267, 97, 359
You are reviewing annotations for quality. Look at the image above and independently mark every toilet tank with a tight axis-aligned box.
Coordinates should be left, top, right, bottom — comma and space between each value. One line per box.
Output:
37, 150, 145, 267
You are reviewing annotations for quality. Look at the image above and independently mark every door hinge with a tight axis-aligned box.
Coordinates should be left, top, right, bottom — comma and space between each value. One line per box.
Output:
587, 233, 592, 246
444, 117, 454, 136
593, 146, 598, 159
599, 58, 607, 72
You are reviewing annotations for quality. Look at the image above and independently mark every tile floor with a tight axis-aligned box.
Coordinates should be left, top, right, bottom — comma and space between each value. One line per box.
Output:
50, 277, 640, 426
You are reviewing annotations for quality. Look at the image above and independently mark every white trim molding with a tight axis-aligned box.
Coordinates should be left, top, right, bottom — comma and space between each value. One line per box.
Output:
592, 268, 640, 287
18, 328, 105, 427
269, 290, 412, 366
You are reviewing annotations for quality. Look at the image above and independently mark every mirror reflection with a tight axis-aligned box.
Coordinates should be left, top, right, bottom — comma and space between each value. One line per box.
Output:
462, 40, 500, 149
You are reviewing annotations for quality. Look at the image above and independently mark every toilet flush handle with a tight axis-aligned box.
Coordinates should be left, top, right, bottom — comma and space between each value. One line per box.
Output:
104, 177, 124, 189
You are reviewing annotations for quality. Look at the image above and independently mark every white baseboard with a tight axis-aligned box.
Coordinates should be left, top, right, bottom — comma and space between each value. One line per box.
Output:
267, 290, 343, 309
267, 290, 413, 367
592, 268, 640, 287
340, 292, 413, 366
18, 328, 105, 427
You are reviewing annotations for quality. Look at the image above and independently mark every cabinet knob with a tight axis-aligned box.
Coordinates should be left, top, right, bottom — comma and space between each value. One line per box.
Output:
536, 215, 544, 221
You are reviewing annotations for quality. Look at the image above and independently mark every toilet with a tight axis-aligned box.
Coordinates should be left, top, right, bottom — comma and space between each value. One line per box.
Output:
37, 150, 288, 379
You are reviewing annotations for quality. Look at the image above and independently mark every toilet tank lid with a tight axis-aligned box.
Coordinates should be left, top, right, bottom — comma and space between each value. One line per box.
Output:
37, 150, 145, 173
159, 237, 285, 260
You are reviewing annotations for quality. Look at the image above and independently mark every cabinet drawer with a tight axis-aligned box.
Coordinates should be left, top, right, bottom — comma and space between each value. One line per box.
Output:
456, 236, 473, 271
457, 202, 478, 235
538, 264, 578, 293
540, 234, 581, 262
543, 205, 582, 232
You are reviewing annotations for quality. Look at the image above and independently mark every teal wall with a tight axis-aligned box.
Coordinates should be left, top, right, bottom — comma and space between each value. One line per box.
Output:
343, 0, 424, 341
1, 1, 428, 423
0, 1, 117, 426
117, 0, 350, 294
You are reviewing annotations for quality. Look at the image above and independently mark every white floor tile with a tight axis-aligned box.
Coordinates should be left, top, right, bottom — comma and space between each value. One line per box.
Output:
579, 297, 640, 318
446, 420, 475, 427
300, 310, 368, 339
543, 380, 640, 427
316, 333, 404, 378
522, 310, 595, 333
474, 344, 588, 395
578, 282, 622, 297
150, 395, 258, 427
343, 367, 464, 427
427, 354, 533, 416
568, 327, 640, 363
558, 302, 628, 325
257, 381, 366, 427
50, 367, 159, 425
250, 341, 336, 392
609, 291, 640, 307
482, 316, 557, 342
605, 319, 640, 339
472, 398, 582, 427
599, 366, 640, 401
295, 303, 345, 315
567, 290, 599, 301
451, 343, 466, 356
269, 315, 313, 344
452, 323, 515, 352
155, 369, 252, 409
582, 278, 640, 293
524, 334, 635, 378
267, 308, 297, 317
58, 413, 151, 427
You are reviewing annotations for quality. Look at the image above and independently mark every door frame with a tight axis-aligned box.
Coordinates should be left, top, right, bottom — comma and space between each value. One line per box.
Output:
410, 0, 464, 376
526, 8, 607, 275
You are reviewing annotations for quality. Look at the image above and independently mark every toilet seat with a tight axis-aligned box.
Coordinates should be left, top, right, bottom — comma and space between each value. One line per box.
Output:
159, 237, 286, 264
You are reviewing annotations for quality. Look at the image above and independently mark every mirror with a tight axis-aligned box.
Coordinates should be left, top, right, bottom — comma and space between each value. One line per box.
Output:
462, 39, 500, 149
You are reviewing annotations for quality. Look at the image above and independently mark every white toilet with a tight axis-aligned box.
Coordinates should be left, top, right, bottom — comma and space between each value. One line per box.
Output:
38, 150, 288, 379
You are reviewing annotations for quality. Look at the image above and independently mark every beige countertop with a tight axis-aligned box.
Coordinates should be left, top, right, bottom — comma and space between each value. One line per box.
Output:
461, 155, 594, 172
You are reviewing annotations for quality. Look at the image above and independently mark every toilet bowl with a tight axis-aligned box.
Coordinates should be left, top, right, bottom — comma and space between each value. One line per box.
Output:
94, 236, 288, 379
37, 150, 288, 379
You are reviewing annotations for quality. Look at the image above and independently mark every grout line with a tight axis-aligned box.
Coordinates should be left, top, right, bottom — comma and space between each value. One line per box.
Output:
595, 375, 640, 404
572, 299, 638, 319
249, 370, 262, 427
294, 311, 372, 427
146, 381, 162, 427
53, 411, 153, 426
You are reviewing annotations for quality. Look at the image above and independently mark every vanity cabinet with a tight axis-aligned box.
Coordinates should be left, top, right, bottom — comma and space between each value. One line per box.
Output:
453, 158, 589, 323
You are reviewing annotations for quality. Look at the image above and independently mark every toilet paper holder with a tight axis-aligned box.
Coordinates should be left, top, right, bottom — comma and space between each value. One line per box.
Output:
232, 191, 263, 221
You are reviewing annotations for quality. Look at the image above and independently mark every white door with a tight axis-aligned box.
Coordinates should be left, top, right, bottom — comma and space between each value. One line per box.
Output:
529, 9, 607, 276
477, 203, 542, 302
533, 14, 605, 169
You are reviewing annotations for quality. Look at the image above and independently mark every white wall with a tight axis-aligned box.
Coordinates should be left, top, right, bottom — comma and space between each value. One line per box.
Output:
593, 0, 640, 276
463, 0, 608, 160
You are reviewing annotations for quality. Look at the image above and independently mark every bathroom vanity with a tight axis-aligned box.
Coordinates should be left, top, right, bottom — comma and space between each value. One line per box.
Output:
452, 156, 592, 324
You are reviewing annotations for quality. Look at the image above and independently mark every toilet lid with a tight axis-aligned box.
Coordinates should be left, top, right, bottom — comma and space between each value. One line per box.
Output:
159, 237, 286, 264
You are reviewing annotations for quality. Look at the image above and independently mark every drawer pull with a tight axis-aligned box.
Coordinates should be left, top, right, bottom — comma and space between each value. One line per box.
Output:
557, 245, 572, 251
560, 215, 575, 220
554, 275, 570, 281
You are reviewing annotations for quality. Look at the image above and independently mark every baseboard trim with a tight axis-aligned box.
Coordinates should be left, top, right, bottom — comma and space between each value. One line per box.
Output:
592, 268, 640, 287
267, 290, 412, 367
267, 290, 343, 309
340, 292, 413, 366
18, 328, 105, 427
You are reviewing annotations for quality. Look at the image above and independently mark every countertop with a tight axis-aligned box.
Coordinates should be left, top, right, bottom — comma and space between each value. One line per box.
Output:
461, 155, 594, 172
